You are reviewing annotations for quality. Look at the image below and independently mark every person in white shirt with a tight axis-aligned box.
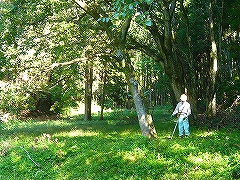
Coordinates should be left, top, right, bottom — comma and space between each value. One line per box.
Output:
171, 94, 191, 137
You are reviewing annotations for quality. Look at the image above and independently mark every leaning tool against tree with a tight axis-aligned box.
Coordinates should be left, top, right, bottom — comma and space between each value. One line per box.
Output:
171, 94, 191, 138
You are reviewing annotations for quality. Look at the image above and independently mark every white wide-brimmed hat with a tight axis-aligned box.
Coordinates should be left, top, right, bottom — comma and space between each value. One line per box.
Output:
180, 94, 187, 101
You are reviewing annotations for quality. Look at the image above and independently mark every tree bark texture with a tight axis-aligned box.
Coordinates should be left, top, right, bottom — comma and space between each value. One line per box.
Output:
84, 61, 93, 121
129, 77, 157, 138
207, 0, 218, 115
100, 69, 107, 120
131, 0, 218, 118
74, 0, 157, 137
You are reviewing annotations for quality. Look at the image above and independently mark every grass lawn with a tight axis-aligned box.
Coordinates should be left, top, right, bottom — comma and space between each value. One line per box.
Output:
0, 107, 239, 180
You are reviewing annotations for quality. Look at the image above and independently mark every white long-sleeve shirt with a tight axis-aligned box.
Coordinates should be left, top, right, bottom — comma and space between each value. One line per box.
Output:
172, 101, 191, 117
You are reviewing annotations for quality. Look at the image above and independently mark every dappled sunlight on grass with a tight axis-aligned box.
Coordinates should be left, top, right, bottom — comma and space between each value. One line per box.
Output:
122, 147, 146, 162
187, 152, 228, 167
171, 143, 186, 151
185, 152, 232, 178
169, 142, 196, 155
0, 110, 239, 179
196, 130, 216, 137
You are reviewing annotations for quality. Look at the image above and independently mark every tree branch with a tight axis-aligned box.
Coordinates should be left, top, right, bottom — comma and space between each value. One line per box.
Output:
73, 0, 114, 40
44, 53, 113, 72
169, 0, 177, 20
43, 57, 88, 72
127, 37, 164, 67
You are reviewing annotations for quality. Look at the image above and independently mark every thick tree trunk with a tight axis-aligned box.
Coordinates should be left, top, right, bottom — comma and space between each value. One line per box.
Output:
115, 18, 158, 138
145, 0, 203, 119
129, 77, 157, 138
74, 0, 157, 137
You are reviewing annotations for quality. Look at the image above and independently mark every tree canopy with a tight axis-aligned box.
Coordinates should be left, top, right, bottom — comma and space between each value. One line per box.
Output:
0, 0, 239, 135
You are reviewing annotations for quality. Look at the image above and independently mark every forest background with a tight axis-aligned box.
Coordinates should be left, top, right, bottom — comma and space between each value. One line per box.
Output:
0, 0, 240, 179
0, 0, 239, 136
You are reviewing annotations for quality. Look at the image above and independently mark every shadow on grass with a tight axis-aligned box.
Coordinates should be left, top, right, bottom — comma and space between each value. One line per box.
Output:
40, 126, 239, 179
0, 111, 239, 179
0, 118, 140, 137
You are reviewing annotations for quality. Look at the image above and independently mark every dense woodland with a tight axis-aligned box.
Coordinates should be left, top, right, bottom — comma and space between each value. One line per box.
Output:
0, 0, 239, 137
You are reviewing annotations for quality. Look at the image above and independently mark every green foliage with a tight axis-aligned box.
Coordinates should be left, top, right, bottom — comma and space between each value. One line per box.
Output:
94, 69, 129, 109
232, 164, 240, 179
1, 0, 239, 122
110, 0, 154, 27
217, 78, 240, 109
0, 0, 87, 115
223, 0, 240, 31
0, 82, 33, 115
135, 56, 171, 106
0, 109, 239, 179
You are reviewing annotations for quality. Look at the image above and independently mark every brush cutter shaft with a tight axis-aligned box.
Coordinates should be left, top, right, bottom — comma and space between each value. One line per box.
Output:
171, 120, 178, 139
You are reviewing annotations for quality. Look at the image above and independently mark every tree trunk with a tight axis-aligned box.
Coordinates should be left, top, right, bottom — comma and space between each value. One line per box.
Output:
74, 0, 158, 137
129, 77, 157, 138
84, 61, 93, 121
179, 0, 198, 119
207, 0, 218, 115
100, 69, 107, 120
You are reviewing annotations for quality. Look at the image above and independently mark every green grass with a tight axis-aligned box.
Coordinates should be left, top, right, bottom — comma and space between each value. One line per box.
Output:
0, 107, 239, 180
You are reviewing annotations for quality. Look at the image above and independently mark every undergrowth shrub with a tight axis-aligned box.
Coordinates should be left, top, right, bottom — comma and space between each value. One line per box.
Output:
106, 109, 138, 125
196, 96, 240, 129
232, 164, 240, 179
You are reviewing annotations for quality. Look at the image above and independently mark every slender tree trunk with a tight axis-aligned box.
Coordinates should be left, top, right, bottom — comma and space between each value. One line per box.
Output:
84, 61, 93, 121
123, 54, 157, 138
236, 59, 240, 77
179, 0, 198, 119
100, 69, 107, 120
207, 0, 218, 115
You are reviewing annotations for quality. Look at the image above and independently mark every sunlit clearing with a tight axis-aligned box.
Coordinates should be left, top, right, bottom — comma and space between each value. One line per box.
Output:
70, 102, 101, 115
197, 131, 215, 137
171, 143, 186, 151
119, 130, 134, 136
